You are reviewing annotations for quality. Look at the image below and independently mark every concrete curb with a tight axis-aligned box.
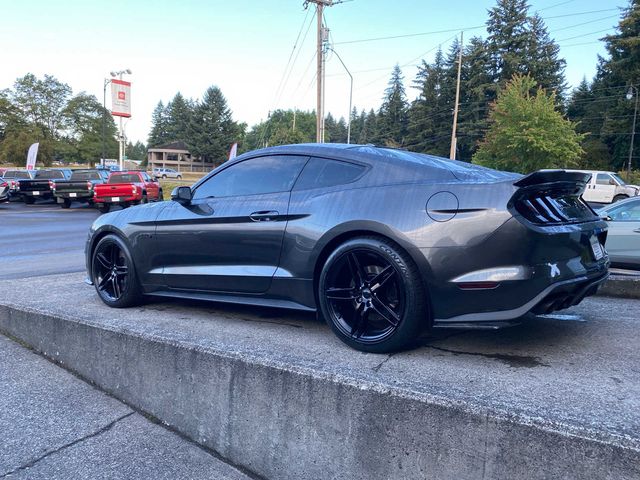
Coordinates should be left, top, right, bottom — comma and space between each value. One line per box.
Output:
598, 275, 640, 300
0, 303, 638, 480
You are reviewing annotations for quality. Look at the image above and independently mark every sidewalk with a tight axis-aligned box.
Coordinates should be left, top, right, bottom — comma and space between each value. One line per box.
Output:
0, 334, 253, 480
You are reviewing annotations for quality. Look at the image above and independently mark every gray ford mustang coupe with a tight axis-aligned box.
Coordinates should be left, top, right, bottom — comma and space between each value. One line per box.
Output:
86, 144, 609, 352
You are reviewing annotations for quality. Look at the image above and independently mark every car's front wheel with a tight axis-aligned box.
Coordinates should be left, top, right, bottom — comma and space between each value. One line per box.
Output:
613, 194, 628, 203
91, 234, 142, 307
318, 236, 429, 353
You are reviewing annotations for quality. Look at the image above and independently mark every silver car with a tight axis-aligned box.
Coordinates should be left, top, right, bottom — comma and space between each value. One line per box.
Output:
599, 197, 640, 268
152, 168, 182, 180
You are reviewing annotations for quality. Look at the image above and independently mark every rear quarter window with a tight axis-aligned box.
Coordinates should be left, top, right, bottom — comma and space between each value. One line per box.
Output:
294, 158, 366, 191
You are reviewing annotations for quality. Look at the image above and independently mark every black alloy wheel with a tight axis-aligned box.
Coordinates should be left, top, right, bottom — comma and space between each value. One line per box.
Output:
92, 235, 141, 307
98, 203, 110, 213
319, 236, 429, 353
141, 193, 148, 204
61, 198, 71, 209
24, 196, 35, 204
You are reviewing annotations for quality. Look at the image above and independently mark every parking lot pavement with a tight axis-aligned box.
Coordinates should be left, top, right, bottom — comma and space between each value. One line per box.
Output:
0, 334, 251, 480
0, 200, 100, 280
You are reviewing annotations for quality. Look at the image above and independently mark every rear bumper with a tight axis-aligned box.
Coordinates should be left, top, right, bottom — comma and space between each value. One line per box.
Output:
434, 271, 608, 324
94, 195, 139, 204
56, 192, 93, 199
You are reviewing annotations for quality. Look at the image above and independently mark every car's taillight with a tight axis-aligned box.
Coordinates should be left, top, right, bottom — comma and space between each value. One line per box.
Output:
16, 181, 21, 191
0, 181, 7, 188
132, 186, 137, 194
87, 181, 93, 190
49, 180, 55, 190
10, 180, 16, 188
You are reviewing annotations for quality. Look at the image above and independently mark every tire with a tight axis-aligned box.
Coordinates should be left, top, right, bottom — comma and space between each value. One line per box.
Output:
156, 189, 163, 201
318, 236, 429, 353
91, 234, 142, 308
162, 174, 167, 179
613, 194, 628, 203
61, 198, 71, 209
141, 194, 148, 204
98, 203, 110, 213
177, 175, 182, 180
23, 196, 35, 204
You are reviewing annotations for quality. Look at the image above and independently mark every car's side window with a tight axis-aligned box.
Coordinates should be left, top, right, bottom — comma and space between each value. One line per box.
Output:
193, 155, 308, 200
596, 174, 613, 186
607, 202, 640, 221
293, 157, 367, 191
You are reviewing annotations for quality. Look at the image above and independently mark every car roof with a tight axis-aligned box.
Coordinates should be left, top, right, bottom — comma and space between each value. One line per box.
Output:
228, 143, 518, 184
598, 196, 640, 212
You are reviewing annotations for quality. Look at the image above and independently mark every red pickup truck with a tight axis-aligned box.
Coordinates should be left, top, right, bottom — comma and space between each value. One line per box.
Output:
93, 171, 163, 213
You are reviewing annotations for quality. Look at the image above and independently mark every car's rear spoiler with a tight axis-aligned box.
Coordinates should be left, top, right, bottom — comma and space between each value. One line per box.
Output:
514, 170, 591, 191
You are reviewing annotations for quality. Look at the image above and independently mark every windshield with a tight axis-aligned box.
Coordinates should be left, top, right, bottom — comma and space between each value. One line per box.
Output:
109, 173, 140, 183
611, 173, 627, 186
71, 171, 101, 181
34, 170, 65, 179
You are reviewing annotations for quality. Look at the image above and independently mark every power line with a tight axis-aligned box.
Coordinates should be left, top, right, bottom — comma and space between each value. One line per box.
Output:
331, 9, 619, 46
551, 14, 619, 33
536, 0, 577, 12
557, 27, 618, 43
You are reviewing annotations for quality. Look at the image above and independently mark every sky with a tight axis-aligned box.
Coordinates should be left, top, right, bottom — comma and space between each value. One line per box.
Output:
0, 0, 629, 144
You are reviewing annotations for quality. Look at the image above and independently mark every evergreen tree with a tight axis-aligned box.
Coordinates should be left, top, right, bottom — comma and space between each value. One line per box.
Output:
378, 65, 408, 146
406, 49, 451, 156
166, 92, 194, 144
189, 86, 242, 165
148, 101, 170, 147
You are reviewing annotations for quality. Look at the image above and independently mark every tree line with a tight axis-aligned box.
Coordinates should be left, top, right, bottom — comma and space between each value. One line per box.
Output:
2, 0, 638, 175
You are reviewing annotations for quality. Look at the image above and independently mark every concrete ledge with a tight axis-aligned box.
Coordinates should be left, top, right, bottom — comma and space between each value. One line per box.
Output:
598, 274, 640, 299
1, 273, 639, 479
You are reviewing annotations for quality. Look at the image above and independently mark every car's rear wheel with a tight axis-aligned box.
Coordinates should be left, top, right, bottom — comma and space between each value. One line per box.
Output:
177, 175, 182, 180
162, 174, 167, 179
141, 193, 148, 204
98, 203, 110, 213
92, 234, 142, 308
318, 236, 429, 353
23, 196, 35, 204
61, 198, 71, 209
613, 194, 628, 203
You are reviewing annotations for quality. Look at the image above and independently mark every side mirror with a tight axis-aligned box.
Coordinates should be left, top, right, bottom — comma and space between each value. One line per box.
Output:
601, 215, 613, 221
171, 186, 192, 205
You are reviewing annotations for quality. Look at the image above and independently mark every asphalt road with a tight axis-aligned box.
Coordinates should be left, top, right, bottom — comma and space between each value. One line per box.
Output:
0, 200, 100, 280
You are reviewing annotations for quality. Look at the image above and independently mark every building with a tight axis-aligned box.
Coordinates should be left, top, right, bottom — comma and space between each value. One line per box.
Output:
147, 141, 215, 172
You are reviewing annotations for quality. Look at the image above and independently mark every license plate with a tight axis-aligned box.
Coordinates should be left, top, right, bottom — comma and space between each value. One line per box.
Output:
33, 191, 40, 195
590, 236, 604, 260
111, 197, 120, 202
69, 192, 77, 198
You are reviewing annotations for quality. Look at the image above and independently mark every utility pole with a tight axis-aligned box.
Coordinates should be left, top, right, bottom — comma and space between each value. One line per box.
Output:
450, 31, 463, 160
305, 0, 334, 143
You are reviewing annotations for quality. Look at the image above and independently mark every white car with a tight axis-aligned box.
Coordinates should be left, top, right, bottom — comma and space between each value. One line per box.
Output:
599, 197, 640, 268
568, 170, 639, 204
152, 168, 182, 180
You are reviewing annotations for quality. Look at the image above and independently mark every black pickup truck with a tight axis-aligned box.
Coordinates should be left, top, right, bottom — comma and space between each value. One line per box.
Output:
52, 168, 110, 208
17, 169, 73, 204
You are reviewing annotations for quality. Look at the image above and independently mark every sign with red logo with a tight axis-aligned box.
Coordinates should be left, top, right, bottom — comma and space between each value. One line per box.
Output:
111, 79, 131, 118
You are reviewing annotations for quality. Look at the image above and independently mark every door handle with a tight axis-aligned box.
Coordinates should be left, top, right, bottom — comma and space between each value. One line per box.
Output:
250, 210, 279, 222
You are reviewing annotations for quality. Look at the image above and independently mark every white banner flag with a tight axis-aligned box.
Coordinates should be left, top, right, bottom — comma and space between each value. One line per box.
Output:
111, 79, 132, 118
26, 142, 39, 170
228, 142, 238, 160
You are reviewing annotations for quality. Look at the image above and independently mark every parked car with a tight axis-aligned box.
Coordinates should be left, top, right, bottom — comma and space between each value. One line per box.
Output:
17, 169, 72, 203
53, 168, 110, 208
598, 197, 640, 269
1, 169, 36, 200
85, 144, 609, 353
568, 169, 640, 204
93, 170, 162, 213
0, 179, 9, 203
153, 167, 182, 180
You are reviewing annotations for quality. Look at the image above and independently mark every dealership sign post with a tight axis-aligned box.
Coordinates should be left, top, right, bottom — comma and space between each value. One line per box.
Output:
111, 79, 131, 170
26, 142, 39, 170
